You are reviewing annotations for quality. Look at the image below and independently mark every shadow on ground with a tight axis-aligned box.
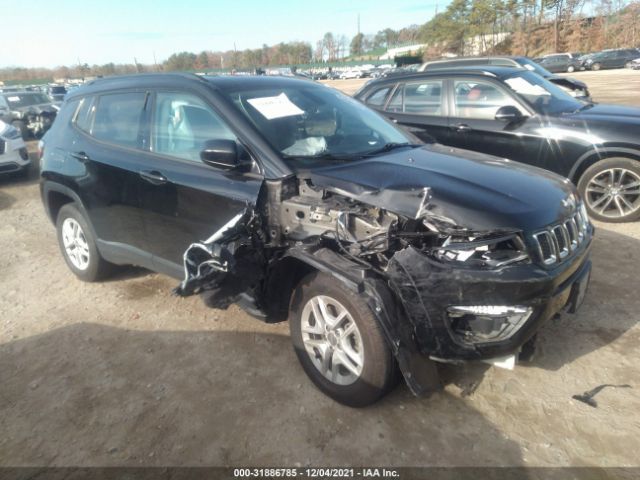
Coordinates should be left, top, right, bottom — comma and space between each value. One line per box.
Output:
0, 323, 526, 468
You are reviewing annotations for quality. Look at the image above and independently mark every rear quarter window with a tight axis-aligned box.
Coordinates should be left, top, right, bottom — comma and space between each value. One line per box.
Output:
75, 97, 96, 133
92, 92, 147, 148
364, 86, 392, 107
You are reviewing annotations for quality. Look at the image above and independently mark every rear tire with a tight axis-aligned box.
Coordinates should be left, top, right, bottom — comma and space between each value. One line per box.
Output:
567, 65, 575, 73
289, 272, 399, 407
577, 157, 640, 223
56, 204, 114, 281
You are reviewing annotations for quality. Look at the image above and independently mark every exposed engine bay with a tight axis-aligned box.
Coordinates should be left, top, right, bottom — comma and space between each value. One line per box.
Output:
173, 169, 591, 397
175, 175, 530, 301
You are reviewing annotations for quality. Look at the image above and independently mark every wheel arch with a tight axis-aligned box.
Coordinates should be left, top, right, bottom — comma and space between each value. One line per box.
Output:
569, 147, 640, 184
41, 181, 100, 239
269, 247, 440, 396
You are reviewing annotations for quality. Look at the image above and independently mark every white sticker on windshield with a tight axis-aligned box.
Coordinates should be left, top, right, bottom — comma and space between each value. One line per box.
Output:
7, 96, 20, 102
505, 77, 549, 96
247, 93, 304, 120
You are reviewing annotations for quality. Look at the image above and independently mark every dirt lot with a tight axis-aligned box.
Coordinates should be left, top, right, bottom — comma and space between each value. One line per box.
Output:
1, 69, 639, 468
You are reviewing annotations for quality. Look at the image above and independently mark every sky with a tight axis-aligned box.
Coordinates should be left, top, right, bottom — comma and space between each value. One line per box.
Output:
1, 0, 444, 68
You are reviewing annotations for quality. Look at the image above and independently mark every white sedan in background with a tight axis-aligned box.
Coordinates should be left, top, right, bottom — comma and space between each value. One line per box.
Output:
340, 70, 364, 79
0, 120, 30, 176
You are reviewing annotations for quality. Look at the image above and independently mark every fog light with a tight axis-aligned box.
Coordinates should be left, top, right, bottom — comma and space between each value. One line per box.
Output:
447, 305, 533, 344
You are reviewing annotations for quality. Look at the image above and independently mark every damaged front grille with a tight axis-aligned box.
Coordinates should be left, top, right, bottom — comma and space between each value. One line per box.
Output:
531, 208, 589, 266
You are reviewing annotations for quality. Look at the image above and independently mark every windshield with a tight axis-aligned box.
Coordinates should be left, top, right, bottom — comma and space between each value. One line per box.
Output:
3, 93, 51, 107
49, 86, 67, 94
223, 82, 413, 167
503, 71, 583, 115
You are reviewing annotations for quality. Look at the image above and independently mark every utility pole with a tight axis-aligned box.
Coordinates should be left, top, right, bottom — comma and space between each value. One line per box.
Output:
357, 13, 360, 35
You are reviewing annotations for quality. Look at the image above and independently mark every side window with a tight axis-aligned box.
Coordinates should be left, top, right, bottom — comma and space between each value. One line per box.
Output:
365, 87, 391, 108
386, 85, 404, 113
453, 80, 519, 120
403, 81, 443, 116
92, 92, 146, 148
75, 97, 96, 133
152, 92, 236, 161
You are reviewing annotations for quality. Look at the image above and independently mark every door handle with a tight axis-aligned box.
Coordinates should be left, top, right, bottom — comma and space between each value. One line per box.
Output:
139, 170, 167, 185
71, 151, 90, 162
453, 123, 472, 133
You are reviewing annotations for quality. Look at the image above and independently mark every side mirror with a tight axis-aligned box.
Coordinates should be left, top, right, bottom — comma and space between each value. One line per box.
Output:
495, 105, 524, 123
200, 139, 248, 171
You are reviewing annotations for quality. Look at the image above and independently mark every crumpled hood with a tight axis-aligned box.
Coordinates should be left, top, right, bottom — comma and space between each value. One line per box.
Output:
548, 75, 587, 89
308, 144, 578, 232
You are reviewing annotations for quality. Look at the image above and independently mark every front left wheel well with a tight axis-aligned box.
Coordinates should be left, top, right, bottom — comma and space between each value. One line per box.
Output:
263, 256, 317, 323
47, 190, 74, 224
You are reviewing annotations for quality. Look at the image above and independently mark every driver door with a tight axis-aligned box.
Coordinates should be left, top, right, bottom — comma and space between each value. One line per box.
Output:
446, 77, 548, 169
139, 90, 263, 278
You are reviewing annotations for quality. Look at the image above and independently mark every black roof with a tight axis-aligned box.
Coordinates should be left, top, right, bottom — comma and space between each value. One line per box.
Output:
65, 73, 320, 100
202, 74, 317, 92
363, 65, 524, 87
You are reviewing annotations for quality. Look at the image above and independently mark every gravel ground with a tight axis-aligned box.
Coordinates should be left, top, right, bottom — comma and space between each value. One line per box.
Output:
0, 69, 639, 467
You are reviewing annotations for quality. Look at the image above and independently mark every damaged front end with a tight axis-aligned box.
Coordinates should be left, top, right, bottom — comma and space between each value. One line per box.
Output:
175, 159, 593, 396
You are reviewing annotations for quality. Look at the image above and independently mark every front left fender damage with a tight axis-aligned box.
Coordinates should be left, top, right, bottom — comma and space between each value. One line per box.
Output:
171, 173, 570, 396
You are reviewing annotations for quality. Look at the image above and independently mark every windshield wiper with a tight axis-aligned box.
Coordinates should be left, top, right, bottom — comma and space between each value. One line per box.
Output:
282, 152, 354, 162
358, 142, 422, 158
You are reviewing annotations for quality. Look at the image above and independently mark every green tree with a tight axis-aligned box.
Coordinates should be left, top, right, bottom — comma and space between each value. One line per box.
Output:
164, 52, 197, 71
350, 33, 365, 56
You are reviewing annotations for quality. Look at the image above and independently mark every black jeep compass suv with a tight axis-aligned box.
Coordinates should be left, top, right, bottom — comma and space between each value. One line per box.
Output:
40, 73, 593, 406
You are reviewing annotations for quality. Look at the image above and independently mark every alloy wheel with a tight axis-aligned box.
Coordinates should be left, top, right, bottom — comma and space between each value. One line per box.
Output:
585, 168, 640, 219
61, 218, 90, 270
300, 295, 364, 386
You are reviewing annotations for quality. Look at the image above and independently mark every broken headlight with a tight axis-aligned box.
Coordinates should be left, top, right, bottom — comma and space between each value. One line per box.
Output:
433, 233, 529, 269
447, 305, 533, 344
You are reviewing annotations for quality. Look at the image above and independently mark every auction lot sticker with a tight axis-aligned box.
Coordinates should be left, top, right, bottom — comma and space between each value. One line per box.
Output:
247, 93, 305, 119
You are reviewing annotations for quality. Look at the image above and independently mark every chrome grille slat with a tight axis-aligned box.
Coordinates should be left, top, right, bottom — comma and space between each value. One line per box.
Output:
532, 210, 589, 266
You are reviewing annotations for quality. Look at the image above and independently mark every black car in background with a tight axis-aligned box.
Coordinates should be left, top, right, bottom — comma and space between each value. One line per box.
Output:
47, 84, 68, 102
419, 56, 591, 100
356, 66, 640, 222
538, 53, 583, 73
40, 73, 592, 406
0, 91, 58, 139
582, 49, 640, 70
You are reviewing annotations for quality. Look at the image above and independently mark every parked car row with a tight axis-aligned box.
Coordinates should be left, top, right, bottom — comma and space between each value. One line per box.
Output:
536, 48, 640, 72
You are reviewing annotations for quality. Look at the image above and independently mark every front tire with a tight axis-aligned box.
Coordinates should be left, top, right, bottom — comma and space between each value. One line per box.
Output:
567, 65, 575, 73
591, 62, 601, 71
56, 204, 114, 281
289, 272, 398, 407
577, 157, 640, 222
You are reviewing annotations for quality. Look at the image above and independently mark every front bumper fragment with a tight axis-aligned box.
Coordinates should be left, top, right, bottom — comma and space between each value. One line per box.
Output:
386, 239, 592, 361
